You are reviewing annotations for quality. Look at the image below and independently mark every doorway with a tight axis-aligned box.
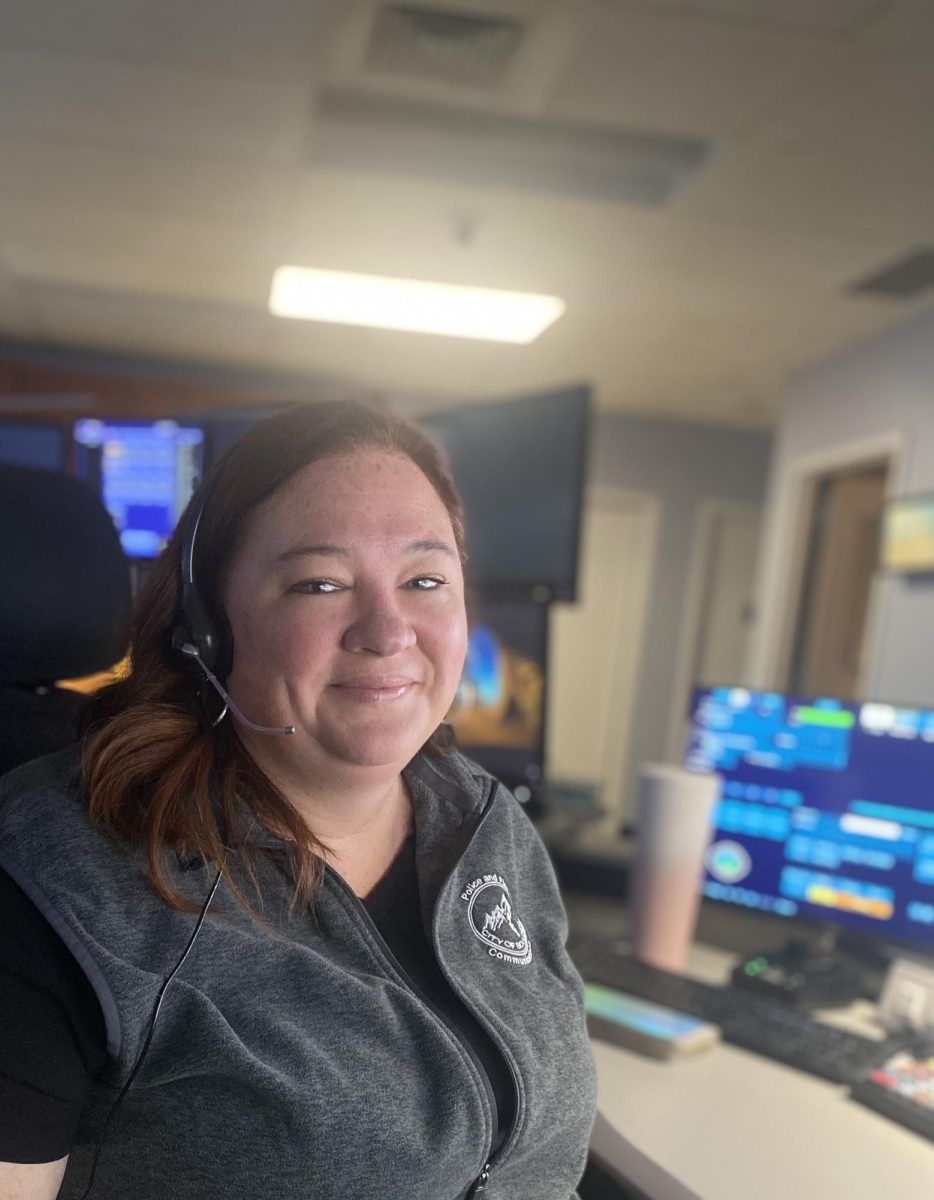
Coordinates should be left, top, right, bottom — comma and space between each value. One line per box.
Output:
787, 462, 888, 700
547, 486, 659, 828
666, 501, 762, 760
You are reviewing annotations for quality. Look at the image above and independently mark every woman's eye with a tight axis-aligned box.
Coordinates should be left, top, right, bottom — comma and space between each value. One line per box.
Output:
290, 579, 342, 595
408, 576, 445, 590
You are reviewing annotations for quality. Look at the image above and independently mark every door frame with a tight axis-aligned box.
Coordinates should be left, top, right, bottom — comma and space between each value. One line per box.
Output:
547, 484, 660, 828
665, 498, 762, 761
595, 486, 660, 826
751, 431, 905, 698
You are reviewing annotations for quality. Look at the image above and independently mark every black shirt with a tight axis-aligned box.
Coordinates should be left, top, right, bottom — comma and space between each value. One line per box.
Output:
0, 864, 110, 1162
0, 838, 514, 1164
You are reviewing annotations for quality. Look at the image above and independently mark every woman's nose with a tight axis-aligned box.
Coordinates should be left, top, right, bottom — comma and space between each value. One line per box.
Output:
342, 598, 417, 656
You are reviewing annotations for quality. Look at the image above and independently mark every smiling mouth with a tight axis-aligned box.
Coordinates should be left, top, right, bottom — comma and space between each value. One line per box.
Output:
330, 682, 416, 702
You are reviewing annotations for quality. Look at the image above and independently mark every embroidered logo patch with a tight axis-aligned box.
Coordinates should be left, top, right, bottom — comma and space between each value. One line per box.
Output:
460, 873, 532, 966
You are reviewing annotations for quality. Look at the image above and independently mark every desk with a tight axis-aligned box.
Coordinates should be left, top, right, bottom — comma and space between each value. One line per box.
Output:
566, 896, 934, 1200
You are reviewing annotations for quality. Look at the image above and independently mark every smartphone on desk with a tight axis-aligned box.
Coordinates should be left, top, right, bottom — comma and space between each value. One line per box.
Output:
585, 983, 720, 1059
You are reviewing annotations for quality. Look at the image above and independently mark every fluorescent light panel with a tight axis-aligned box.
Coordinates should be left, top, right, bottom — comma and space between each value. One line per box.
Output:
268, 266, 565, 343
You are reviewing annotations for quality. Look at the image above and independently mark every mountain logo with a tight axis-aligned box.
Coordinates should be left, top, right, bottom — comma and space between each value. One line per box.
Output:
460, 873, 532, 965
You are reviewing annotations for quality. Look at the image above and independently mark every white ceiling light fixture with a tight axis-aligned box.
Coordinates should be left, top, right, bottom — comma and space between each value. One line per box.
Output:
311, 89, 713, 207
268, 266, 565, 344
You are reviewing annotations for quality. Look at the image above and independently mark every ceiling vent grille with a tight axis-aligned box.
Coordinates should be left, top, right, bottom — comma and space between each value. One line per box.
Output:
366, 4, 524, 87
848, 248, 934, 300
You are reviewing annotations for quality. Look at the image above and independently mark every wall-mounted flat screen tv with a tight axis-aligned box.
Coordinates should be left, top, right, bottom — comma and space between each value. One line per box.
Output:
73, 419, 204, 559
421, 384, 590, 602
880, 494, 934, 574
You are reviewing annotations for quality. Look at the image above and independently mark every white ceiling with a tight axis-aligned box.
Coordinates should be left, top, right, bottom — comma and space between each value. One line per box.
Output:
1, 0, 933, 428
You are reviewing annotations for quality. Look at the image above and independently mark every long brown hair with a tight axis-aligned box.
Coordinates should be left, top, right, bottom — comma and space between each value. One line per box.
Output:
82, 401, 467, 919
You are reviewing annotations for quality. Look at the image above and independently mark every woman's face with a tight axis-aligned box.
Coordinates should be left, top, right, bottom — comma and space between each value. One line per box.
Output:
222, 448, 468, 774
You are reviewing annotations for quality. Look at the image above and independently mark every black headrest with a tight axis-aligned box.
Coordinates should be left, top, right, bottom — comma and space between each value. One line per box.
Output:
0, 465, 132, 686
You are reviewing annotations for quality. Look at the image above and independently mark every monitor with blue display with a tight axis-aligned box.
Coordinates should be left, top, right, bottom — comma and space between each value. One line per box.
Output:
684, 686, 934, 953
0, 421, 66, 472
73, 419, 204, 559
446, 597, 547, 797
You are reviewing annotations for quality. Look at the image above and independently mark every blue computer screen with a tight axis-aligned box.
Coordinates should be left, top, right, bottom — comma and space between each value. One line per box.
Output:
685, 686, 934, 951
74, 419, 204, 558
0, 421, 66, 471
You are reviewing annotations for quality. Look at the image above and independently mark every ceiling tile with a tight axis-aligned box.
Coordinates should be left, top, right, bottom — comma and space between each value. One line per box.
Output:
0, 134, 296, 232
550, 5, 829, 138
25, 279, 270, 367
0, 48, 310, 163
854, 0, 934, 54
0, 0, 342, 80
611, 0, 881, 33
2, 197, 286, 308
680, 45, 934, 240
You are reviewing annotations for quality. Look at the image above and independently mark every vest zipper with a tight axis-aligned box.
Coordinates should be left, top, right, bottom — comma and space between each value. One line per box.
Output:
325, 775, 522, 1200
464, 1161, 492, 1197
431, 780, 524, 1196
325, 866, 502, 1190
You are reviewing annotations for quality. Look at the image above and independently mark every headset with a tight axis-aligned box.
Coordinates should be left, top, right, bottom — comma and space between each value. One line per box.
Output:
170, 477, 294, 736
170, 475, 230, 677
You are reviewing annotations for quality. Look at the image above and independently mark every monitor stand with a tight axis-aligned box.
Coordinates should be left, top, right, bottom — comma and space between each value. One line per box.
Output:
730, 924, 870, 1010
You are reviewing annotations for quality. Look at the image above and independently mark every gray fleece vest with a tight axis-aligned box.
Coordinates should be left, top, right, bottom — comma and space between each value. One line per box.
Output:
0, 747, 597, 1199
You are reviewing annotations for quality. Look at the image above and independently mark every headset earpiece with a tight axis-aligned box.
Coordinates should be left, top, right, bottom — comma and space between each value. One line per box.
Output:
171, 485, 231, 678
171, 581, 219, 671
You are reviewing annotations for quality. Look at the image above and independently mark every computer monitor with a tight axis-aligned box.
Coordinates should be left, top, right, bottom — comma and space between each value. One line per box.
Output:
446, 597, 548, 798
684, 686, 934, 955
204, 410, 277, 469
421, 385, 590, 602
0, 420, 66, 472
73, 419, 204, 559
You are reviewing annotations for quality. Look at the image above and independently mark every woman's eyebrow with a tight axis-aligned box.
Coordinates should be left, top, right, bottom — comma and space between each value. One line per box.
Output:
275, 543, 347, 564
275, 539, 457, 564
406, 538, 459, 560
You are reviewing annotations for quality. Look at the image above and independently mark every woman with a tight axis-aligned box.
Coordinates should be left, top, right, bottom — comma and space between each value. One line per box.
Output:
0, 401, 597, 1200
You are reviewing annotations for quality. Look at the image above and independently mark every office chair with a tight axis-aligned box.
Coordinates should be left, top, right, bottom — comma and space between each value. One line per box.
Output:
0, 464, 131, 776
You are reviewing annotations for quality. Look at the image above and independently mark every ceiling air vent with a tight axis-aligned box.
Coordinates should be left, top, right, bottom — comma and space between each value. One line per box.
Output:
366, 4, 524, 87
848, 248, 934, 300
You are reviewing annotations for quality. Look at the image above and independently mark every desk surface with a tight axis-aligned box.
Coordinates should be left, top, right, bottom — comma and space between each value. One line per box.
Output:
566, 895, 934, 1200
591, 1034, 934, 1200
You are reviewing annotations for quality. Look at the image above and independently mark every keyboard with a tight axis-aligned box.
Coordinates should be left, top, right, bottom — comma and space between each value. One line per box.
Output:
570, 936, 905, 1085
